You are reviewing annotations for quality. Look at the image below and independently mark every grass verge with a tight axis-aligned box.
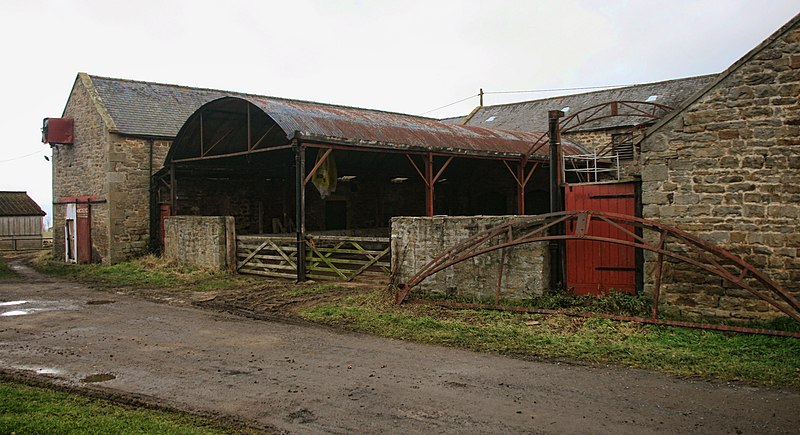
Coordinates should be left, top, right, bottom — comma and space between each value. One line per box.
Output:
0, 258, 15, 279
32, 252, 239, 292
297, 290, 800, 388
0, 381, 238, 434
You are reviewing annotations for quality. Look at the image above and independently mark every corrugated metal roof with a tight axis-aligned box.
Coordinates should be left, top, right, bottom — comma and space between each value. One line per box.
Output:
241, 96, 585, 158
0, 192, 46, 217
442, 75, 718, 132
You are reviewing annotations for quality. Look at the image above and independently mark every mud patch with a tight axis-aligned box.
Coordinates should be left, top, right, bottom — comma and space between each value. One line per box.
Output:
81, 373, 116, 383
286, 408, 317, 424
86, 300, 115, 305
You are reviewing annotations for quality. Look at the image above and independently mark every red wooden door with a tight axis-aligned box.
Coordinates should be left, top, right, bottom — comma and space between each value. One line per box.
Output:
565, 183, 637, 295
76, 203, 92, 264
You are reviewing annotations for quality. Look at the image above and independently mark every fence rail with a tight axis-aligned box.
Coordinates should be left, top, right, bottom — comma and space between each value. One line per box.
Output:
236, 234, 391, 282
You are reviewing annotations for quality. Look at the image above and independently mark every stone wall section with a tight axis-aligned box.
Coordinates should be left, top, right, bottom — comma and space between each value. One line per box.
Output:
392, 216, 549, 301
640, 21, 800, 319
163, 216, 236, 271
54, 77, 111, 262
106, 135, 171, 262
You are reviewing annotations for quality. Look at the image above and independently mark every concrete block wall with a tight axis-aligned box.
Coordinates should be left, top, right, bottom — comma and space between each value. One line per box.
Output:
640, 20, 800, 319
391, 216, 549, 301
163, 216, 236, 271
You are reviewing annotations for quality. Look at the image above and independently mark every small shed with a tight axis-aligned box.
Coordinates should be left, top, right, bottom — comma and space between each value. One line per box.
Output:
0, 191, 46, 250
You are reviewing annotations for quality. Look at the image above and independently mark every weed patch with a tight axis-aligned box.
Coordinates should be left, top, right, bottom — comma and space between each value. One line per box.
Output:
298, 290, 800, 387
0, 381, 236, 434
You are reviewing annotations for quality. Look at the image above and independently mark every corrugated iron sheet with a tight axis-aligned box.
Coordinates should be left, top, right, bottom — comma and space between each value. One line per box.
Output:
241, 96, 586, 159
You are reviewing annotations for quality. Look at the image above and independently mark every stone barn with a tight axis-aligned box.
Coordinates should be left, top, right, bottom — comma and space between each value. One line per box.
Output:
639, 12, 800, 319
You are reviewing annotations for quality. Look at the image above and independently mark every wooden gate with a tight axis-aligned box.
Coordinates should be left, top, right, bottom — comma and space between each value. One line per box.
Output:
236, 234, 391, 282
565, 182, 638, 295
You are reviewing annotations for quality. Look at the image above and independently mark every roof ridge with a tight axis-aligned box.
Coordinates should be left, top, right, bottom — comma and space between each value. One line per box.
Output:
475, 74, 720, 110
87, 73, 439, 121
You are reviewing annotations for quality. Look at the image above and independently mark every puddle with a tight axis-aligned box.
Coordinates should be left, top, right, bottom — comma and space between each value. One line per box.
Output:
0, 300, 28, 306
11, 365, 63, 375
86, 300, 115, 305
81, 373, 116, 383
1, 309, 34, 317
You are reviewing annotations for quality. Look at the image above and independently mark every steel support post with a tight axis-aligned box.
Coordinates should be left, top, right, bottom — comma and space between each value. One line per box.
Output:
548, 110, 564, 292
294, 137, 307, 282
425, 152, 434, 216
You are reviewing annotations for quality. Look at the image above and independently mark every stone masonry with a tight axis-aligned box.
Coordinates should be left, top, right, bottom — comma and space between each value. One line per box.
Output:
54, 74, 171, 263
640, 16, 800, 320
391, 216, 549, 301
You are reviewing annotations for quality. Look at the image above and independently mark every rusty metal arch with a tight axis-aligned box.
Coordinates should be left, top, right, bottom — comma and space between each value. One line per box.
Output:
559, 100, 673, 134
523, 101, 674, 163
394, 211, 800, 323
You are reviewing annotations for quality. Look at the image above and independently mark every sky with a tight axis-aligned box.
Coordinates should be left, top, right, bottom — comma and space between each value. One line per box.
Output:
1, 0, 798, 225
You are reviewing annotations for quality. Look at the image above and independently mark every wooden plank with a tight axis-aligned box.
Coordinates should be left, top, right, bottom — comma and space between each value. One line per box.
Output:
308, 235, 390, 243
306, 243, 347, 279
346, 247, 391, 281
236, 240, 270, 271
238, 268, 298, 279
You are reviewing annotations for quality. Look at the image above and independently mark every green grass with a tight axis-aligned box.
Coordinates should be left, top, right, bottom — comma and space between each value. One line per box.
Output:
32, 253, 235, 291
0, 381, 238, 434
298, 290, 800, 388
0, 258, 15, 279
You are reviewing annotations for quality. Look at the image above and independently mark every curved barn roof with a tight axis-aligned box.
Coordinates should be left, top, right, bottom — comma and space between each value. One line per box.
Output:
167, 96, 586, 164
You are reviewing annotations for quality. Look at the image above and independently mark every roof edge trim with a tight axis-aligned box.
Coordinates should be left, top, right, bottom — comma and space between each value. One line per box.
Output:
77, 72, 120, 134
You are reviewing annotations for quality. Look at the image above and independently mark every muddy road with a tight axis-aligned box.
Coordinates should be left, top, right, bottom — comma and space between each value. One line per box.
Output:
1, 258, 798, 434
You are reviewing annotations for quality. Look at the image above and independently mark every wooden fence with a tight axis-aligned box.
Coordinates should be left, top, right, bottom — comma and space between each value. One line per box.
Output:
236, 234, 391, 282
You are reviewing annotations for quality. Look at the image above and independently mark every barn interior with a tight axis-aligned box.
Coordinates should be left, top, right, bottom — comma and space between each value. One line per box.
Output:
154, 96, 574, 239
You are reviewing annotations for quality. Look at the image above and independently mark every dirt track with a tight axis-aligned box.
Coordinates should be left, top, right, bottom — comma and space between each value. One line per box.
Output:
1, 257, 798, 434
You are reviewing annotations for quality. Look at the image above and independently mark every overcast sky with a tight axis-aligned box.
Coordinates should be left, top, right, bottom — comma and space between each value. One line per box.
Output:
1, 0, 797, 224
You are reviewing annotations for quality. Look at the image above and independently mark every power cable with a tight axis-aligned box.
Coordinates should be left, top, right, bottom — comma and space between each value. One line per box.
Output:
419, 93, 479, 116
0, 151, 45, 163
420, 83, 638, 116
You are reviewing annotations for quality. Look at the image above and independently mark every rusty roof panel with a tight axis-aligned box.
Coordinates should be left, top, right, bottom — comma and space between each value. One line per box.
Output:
244, 96, 586, 158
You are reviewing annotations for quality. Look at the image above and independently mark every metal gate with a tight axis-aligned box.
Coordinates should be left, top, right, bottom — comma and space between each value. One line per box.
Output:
565, 182, 638, 295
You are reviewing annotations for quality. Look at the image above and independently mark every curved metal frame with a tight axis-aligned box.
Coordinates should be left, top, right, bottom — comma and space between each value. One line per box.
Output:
394, 211, 800, 323
523, 101, 674, 163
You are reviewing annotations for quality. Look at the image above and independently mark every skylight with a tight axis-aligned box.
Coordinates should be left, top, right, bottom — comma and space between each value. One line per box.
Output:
485, 116, 497, 122
646, 95, 658, 102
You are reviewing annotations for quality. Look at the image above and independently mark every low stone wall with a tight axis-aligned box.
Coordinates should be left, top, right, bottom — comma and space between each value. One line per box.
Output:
164, 216, 236, 271
391, 216, 549, 301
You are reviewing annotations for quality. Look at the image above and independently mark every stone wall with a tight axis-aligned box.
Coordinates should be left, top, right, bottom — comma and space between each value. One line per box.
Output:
54, 76, 173, 264
54, 76, 111, 262
107, 134, 170, 262
640, 19, 800, 319
391, 216, 549, 301
163, 216, 236, 271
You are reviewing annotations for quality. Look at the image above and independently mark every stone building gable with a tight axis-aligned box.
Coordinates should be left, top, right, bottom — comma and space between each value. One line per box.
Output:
640, 13, 800, 319
53, 75, 113, 262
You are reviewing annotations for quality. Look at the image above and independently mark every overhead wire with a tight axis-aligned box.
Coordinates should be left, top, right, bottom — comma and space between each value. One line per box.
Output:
0, 150, 46, 164
420, 83, 637, 116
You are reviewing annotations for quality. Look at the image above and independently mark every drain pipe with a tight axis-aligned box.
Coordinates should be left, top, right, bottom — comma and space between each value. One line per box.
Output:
548, 110, 564, 292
